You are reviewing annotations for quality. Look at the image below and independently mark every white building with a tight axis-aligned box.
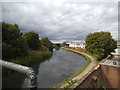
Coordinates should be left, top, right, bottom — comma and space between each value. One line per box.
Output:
66, 41, 85, 48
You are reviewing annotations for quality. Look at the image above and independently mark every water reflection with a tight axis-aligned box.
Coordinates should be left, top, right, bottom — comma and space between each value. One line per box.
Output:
3, 48, 87, 88
37, 48, 87, 88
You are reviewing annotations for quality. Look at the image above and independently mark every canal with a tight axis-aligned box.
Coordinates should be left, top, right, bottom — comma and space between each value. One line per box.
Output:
3, 48, 87, 88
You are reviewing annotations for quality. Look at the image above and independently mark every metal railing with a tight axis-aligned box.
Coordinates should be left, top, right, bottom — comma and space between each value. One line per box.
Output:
0, 60, 37, 89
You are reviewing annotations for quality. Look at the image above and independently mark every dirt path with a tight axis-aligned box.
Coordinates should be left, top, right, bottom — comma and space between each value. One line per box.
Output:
60, 48, 97, 88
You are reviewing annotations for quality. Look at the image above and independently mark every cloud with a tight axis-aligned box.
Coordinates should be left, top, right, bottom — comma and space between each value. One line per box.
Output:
2, 1, 118, 41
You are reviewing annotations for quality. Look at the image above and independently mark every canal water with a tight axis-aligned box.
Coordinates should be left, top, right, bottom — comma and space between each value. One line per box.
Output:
3, 48, 87, 88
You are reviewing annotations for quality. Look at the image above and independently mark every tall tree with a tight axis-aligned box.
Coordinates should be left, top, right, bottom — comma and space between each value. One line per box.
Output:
23, 31, 41, 50
85, 31, 117, 60
2, 22, 28, 60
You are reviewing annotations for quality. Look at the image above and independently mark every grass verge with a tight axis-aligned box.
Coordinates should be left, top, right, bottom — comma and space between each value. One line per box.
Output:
66, 47, 97, 59
52, 47, 92, 88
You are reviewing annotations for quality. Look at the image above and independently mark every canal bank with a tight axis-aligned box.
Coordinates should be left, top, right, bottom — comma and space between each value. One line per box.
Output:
3, 48, 87, 88
53, 47, 97, 88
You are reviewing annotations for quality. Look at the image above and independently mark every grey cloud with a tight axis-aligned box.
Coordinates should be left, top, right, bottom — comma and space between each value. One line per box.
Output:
2, 2, 118, 41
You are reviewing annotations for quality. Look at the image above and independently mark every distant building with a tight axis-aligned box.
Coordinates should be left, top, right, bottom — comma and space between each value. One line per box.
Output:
66, 41, 85, 48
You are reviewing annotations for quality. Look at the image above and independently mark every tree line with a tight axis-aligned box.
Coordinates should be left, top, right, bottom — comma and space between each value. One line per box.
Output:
2, 22, 117, 61
1, 22, 54, 60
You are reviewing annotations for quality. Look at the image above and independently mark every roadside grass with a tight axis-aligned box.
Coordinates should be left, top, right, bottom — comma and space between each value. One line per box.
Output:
52, 47, 92, 88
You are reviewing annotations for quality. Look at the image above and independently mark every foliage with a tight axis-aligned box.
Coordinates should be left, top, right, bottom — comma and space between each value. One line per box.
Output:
61, 42, 66, 47
2, 22, 53, 74
53, 44, 60, 50
85, 32, 117, 60
10, 50, 52, 66
61, 42, 69, 47
23, 31, 41, 50
3, 49, 52, 74
2, 22, 53, 59
41, 38, 53, 51
2, 22, 28, 60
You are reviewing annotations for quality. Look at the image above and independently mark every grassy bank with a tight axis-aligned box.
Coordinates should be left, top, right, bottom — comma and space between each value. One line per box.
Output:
10, 50, 52, 66
3, 48, 52, 74
65, 47, 99, 65
52, 47, 92, 88
66, 47, 97, 59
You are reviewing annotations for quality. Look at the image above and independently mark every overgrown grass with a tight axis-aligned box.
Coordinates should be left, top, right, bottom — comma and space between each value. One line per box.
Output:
11, 50, 51, 66
3, 49, 52, 74
52, 47, 92, 88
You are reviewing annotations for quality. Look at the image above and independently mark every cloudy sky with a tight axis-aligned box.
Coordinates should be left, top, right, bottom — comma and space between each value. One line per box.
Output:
2, 1, 118, 42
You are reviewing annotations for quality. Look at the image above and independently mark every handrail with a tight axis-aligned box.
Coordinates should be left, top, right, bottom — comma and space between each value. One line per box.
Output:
0, 60, 37, 89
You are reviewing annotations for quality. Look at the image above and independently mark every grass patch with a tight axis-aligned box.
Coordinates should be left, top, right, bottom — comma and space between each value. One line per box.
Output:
64, 79, 77, 89
64, 47, 97, 59
3, 49, 52, 74
52, 48, 92, 88
11, 50, 52, 66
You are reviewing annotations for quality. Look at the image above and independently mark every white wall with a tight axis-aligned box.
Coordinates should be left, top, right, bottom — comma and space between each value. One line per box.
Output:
69, 43, 85, 48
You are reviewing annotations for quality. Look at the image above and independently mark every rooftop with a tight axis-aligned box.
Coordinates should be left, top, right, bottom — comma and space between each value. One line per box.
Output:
66, 41, 85, 44
100, 57, 120, 67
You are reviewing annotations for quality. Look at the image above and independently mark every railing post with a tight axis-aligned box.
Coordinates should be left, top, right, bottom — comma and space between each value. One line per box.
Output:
0, 60, 37, 89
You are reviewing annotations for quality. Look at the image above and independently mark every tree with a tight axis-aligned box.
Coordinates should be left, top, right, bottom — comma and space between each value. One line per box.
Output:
2, 22, 28, 60
41, 38, 53, 51
85, 31, 117, 60
61, 42, 66, 47
53, 44, 60, 50
23, 31, 41, 50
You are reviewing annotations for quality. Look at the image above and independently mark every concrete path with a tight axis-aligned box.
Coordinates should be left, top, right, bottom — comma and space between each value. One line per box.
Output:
60, 48, 97, 88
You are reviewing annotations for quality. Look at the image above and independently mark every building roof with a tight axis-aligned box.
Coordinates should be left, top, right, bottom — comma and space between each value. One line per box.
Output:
66, 41, 85, 44
100, 58, 120, 67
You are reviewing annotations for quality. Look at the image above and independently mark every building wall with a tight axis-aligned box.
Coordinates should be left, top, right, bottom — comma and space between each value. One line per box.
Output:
69, 43, 75, 47
74, 64, 120, 89
68, 43, 85, 48
101, 65, 120, 89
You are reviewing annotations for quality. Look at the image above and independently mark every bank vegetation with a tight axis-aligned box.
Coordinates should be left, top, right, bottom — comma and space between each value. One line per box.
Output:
1, 22, 58, 74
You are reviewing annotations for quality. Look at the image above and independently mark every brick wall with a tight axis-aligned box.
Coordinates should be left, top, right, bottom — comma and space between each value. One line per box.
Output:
101, 65, 120, 89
